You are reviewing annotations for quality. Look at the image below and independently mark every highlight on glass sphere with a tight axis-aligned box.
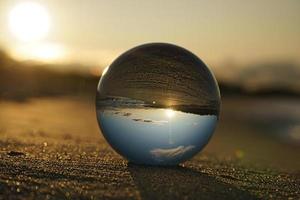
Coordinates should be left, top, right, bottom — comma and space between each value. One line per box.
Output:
96, 43, 221, 165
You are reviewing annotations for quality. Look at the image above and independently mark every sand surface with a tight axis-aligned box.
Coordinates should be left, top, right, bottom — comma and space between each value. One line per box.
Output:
0, 96, 299, 199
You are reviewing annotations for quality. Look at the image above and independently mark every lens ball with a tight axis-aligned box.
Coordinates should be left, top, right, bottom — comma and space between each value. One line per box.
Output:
96, 43, 220, 165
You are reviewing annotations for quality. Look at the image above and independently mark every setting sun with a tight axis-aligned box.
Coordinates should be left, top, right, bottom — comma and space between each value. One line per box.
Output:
9, 2, 50, 42
165, 109, 175, 118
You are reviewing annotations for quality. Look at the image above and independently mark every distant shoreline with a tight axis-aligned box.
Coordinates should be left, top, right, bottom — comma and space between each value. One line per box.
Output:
96, 96, 219, 116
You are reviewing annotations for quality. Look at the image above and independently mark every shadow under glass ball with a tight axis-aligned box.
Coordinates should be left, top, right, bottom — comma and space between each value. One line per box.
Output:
96, 43, 220, 165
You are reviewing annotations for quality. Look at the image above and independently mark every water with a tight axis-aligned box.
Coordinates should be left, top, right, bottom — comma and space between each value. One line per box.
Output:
96, 43, 221, 165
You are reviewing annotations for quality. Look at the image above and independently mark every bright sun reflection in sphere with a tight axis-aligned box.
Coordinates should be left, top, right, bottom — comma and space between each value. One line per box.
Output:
9, 2, 50, 42
165, 109, 175, 118
102, 66, 109, 76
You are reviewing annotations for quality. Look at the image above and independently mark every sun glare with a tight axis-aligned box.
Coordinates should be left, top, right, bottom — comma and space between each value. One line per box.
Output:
9, 2, 50, 42
30, 44, 64, 60
165, 109, 175, 118
15, 43, 65, 62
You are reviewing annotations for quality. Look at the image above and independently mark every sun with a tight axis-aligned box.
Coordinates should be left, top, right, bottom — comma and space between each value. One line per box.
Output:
9, 2, 50, 42
165, 109, 175, 118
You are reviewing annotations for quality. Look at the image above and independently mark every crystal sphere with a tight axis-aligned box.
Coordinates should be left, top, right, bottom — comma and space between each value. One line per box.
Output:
96, 43, 220, 165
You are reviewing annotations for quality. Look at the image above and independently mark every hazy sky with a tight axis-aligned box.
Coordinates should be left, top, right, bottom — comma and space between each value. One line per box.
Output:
0, 0, 299, 69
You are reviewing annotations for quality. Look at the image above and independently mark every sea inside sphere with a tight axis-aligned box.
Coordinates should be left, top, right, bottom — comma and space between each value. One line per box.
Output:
96, 43, 221, 165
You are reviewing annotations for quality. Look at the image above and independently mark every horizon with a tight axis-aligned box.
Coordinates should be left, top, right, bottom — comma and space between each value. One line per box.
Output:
0, 0, 299, 69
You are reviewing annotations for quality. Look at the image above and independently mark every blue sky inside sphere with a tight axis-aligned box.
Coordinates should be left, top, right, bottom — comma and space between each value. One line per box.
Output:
97, 108, 217, 165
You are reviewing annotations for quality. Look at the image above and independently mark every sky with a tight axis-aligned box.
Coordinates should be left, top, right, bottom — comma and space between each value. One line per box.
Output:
98, 108, 217, 164
0, 0, 299, 69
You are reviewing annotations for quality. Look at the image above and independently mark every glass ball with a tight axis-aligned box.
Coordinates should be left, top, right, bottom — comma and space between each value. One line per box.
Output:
96, 43, 220, 165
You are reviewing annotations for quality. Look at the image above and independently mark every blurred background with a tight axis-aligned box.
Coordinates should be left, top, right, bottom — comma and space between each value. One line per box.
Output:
0, 0, 299, 171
